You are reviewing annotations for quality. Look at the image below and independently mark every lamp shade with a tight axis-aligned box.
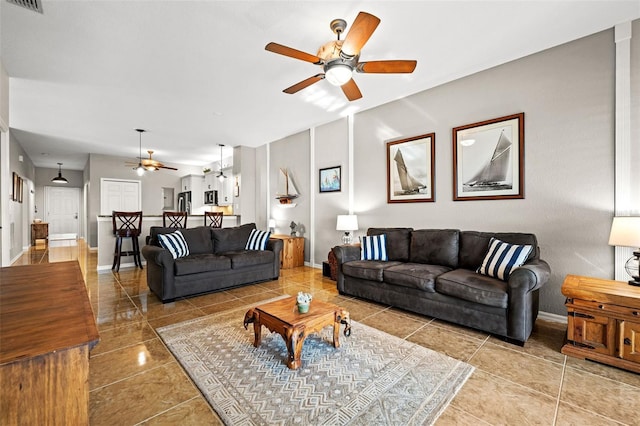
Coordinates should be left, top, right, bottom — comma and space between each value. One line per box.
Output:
336, 215, 358, 231
608, 216, 640, 248
268, 219, 276, 229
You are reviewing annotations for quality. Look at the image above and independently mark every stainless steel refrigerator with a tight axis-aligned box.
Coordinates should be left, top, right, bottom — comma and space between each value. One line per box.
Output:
177, 191, 191, 214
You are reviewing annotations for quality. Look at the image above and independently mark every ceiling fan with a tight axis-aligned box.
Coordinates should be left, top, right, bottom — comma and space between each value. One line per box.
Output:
265, 11, 417, 101
125, 129, 178, 176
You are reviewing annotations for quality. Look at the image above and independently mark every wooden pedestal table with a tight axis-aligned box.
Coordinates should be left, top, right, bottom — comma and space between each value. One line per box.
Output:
0, 261, 100, 425
244, 296, 351, 369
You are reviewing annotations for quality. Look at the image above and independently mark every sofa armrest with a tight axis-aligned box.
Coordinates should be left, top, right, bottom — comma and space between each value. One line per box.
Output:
508, 259, 551, 293
267, 238, 283, 278
333, 245, 361, 293
141, 245, 176, 302
506, 258, 551, 342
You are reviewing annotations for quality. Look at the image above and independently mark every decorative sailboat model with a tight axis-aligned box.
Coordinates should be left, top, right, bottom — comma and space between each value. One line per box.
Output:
276, 168, 299, 206
394, 149, 426, 195
465, 130, 512, 189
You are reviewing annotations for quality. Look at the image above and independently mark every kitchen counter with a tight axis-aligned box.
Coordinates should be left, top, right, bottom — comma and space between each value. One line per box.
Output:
96, 214, 240, 271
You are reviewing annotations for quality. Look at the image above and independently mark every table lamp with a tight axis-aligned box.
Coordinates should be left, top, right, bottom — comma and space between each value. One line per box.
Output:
608, 216, 640, 286
268, 219, 276, 234
336, 215, 358, 244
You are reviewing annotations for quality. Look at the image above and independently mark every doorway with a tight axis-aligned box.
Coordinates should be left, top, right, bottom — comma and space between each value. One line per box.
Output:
45, 186, 80, 239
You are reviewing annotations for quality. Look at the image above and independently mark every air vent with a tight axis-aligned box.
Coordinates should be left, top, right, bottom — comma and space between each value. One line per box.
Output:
6, 0, 43, 14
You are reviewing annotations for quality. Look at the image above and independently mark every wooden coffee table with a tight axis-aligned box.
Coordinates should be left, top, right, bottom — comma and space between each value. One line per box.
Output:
243, 296, 351, 369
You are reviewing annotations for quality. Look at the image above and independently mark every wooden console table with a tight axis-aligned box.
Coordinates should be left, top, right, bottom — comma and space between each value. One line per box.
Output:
561, 274, 640, 373
270, 234, 304, 269
31, 222, 48, 245
0, 261, 100, 424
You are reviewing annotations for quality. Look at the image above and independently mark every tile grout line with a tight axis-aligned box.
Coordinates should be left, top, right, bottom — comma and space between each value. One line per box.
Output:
551, 354, 567, 425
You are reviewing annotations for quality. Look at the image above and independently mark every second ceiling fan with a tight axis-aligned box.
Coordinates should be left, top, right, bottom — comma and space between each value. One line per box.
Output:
265, 11, 417, 101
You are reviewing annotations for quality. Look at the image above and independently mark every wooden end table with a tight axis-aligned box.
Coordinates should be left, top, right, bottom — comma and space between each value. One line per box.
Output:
561, 274, 640, 373
244, 296, 351, 369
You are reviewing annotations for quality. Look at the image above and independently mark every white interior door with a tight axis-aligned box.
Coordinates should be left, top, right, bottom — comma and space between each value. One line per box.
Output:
100, 179, 141, 215
46, 186, 80, 238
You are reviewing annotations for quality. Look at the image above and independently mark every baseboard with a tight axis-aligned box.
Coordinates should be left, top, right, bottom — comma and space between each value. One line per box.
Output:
97, 261, 146, 273
538, 311, 566, 324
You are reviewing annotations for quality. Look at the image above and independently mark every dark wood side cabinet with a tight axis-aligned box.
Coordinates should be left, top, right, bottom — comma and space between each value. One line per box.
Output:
31, 222, 48, 245
561, 274, 640, 373
0, 261, 100, 425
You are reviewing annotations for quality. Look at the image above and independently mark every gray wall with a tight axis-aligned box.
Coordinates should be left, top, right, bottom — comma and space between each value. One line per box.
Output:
314, 118, 349, 261
8, 132, 35, 259
265, 28, 618, 316
270, 130, 311, 260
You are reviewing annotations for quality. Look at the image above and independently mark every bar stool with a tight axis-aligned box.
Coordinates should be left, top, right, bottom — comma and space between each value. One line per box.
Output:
112, 211, 143, 272
204, 211, 223, 228
163, 211, 188, 228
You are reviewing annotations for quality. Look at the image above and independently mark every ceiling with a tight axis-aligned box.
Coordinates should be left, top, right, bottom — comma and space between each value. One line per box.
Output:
2, 1, 639, 171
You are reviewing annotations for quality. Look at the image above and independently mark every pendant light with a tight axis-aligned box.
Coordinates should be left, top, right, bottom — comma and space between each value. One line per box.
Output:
134, 129, 146, 176
51, 162, 68, 184
217, 144, 227, 182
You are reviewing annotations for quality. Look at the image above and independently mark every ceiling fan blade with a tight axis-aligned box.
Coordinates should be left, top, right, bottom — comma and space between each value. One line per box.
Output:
341, 78, 363, 101
159, 165, 178, 171
265, 42, 323, 64
283, 74, 325, 94
341, 12, 380, 57
357, 60, 417, 74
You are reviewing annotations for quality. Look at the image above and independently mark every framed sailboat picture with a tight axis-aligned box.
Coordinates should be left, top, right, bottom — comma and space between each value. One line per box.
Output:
319, 166, 341, 193
386, 133, 435, 203
453, 113, 524, 201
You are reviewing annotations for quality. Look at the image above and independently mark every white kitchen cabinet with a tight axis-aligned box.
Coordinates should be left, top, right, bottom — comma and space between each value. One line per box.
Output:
217, 168, 234, 205
180, 175, 204, 210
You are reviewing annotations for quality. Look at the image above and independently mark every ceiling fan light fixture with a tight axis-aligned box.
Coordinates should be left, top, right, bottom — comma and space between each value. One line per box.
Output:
51, 162, 69, 184
135, 164, 145, 176
325, 63, 353, 86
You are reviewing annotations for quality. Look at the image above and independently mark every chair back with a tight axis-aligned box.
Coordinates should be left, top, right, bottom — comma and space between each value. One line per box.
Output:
204, 211, 223, 228
163, 211, 188, 228
112, 211, 143, 237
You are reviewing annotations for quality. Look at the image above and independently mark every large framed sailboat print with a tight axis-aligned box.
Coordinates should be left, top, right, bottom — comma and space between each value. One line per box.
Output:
387, 133, 435, 203
452, 113, 524, 201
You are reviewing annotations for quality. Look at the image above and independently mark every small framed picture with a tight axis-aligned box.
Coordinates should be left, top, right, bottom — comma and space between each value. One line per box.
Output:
12, 172, 19, 201
453, 113, 524, 201
387, 133, 435, 203
319, 166, 341, 193
18, 177, 23, 203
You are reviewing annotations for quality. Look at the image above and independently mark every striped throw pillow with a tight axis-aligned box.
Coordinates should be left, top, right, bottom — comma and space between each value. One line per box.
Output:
477, 238, 533, 281
361, 234, 388, 261
158, 230, 189, 259
245, 229, 271, 251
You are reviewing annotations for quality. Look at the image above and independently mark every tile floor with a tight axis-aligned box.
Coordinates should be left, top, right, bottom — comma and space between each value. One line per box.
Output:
11, 239, 640, 425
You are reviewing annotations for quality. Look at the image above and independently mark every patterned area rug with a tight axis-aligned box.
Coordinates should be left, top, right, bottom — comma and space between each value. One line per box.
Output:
157, 299, 474, 425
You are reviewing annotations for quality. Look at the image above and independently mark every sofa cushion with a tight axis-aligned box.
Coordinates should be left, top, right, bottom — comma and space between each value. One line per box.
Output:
478, 238, 533, 281
409, 229, 459, 268
383, 263, 452, 292
459, 231, 538, 270
245, 229, 271, 251
361, 234, 388, 260
367, 228, 413, 262
158, 231, 189, 259
221, 250, 275, 268
436, 269, 508, 308
342, 260, 402, 282
212, 223, 256, 252
174, 254, 231, 276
